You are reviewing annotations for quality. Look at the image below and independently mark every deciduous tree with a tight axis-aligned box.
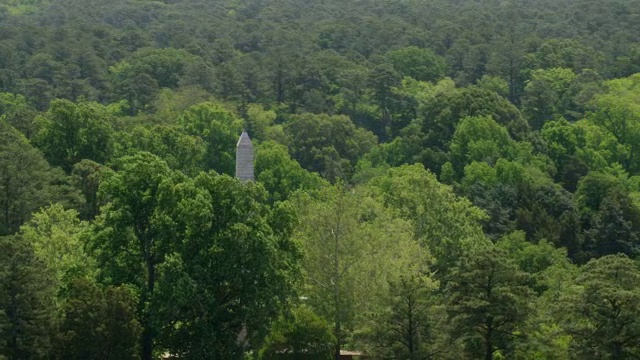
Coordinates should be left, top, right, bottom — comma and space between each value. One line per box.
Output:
91, 152, 183, 360
368, 164, 489, 272
35, 99, 113, 172
179, 102, 243, 175
387, 46, 447, 82
294, 184, 426, 358
153, 174, 300, 359
255, 141, 326, 203
285, 113, 377, 181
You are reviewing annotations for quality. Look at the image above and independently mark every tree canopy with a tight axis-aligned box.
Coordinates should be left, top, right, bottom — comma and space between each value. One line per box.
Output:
3, 0, 640, 358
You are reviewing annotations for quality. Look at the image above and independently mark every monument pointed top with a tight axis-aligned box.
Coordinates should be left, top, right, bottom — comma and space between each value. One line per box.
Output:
237, 130, 253, 148
235, 131, 254, 181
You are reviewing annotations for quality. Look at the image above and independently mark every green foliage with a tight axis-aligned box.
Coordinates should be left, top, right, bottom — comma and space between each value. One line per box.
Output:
439, 161, 454, 185
449, 115, 518, 176
368, 164, 489, 271
71, 160, 112, 220
35, 99, 113, 172
568, 255, 640, 359
366, 63, 402, 138
393, 77, 456, 108
525, 39, 602, 73
153, 173, 299, 359
575, 172, 626, 215
367, 274, 439, 359
91, 152, 184, 360
522, 68, 577, 130
2, 0, 48, 15
476, 75, 509, 98
497, 231, 572, 289
285, 113, 377, 181
150, 87, 215, 125
446, 246, 533, 360
110, 48, 212, 113
588, 74, 640, 174
112, 48, 198, 89
179, 102, 243, 175
386, 46, 447, 82
0, 235, 57, 360
19, 204, 94, 293
113, 125, 206, 176
415, 86, 530, 171
255, 141, 327, 202
0, 92, 37, 139
585, 188, 640, 259
516, 182, 583, 257
85, 147, 300, 359
3, 2, 640, 359
245, 104, 278, 143
0, 120, 81, 235
294, 184, 428, 354
461, 156, 583, 252
260, 306, 335, 360
541, 119, 581, 181
55, 278, 141, 360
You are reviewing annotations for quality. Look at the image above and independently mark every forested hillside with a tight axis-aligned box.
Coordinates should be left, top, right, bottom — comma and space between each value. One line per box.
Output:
3, 0, 640, 359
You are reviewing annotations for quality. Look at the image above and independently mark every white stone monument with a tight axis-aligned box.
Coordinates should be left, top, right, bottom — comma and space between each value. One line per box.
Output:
235, 131, 254, 182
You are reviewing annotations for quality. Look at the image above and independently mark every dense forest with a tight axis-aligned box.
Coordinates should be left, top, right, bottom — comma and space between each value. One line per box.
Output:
3, 0, 640, 359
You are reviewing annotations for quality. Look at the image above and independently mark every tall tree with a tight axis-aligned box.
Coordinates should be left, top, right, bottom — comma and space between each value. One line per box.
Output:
448, 115, 519, 177
71, 159, 111, 221
0, 120, 80, 235
416, 86, 530, 172
109, 48, 208, 114
568, 255, 640, 359
295, 184, 427, 359
91, 152, 183, 360
94, 155, 299, 358
588, 74, 640, 174
367, 63, 402, 139
585, 189, 640, 259
0, 235, 57, 360
152, 173, 300, 359
522, 68, 577, 130
446, 246, 532, 360
369, 274, 439, 359
0, 92, 38, 139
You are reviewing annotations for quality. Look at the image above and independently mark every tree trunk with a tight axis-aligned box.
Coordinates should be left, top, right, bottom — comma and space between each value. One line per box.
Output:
142, 252, 156, 360
142, 326, 153, 360
485, 317, 493, 360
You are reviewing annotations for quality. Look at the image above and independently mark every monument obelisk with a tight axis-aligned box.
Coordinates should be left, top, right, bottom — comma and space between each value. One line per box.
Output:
235, 131, 254, 182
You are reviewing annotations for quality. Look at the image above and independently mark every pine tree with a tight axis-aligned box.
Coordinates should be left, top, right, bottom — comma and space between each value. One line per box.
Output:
0, 235, 57, 359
